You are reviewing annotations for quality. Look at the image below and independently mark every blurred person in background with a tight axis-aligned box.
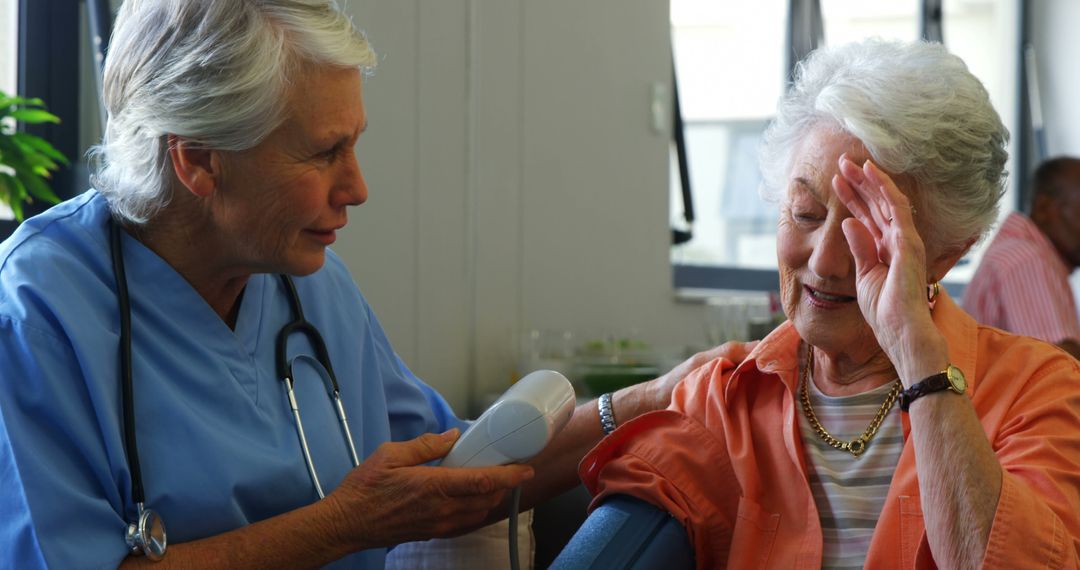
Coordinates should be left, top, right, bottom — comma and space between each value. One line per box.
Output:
964, 156, 1080, 360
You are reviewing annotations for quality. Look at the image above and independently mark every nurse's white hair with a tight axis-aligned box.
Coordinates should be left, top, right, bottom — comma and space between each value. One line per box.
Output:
89, 0, 376, 224
758, 39, 1009, 255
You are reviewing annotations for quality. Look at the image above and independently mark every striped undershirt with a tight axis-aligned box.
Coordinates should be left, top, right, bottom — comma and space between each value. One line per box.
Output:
798, 375, 904, 570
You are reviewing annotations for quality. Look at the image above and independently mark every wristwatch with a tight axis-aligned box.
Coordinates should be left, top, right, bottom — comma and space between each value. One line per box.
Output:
899, 364, 967, 412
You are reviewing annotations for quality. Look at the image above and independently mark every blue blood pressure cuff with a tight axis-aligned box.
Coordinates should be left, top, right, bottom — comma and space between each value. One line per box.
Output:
549, 494, 694, 569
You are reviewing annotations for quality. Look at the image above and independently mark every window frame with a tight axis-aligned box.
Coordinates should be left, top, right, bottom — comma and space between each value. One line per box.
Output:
671, 0, 1024, 300
1, 0, 81, 239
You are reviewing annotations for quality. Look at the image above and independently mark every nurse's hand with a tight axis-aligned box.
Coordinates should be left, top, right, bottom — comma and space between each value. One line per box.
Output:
470, 339, 762, 529
325, 429, 534, 550
645, 340, 759, 410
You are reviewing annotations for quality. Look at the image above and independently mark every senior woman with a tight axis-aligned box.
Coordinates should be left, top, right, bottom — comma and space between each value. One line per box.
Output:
0, 1, 717, 568
569, 40, 1080, 569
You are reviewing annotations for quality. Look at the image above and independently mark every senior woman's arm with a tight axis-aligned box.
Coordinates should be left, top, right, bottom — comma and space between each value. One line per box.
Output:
504, 341, 754, 517
834, 157, 1005, 569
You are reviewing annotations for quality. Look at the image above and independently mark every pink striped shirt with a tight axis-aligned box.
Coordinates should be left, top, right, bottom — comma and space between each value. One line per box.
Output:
963, 212, 1080, 344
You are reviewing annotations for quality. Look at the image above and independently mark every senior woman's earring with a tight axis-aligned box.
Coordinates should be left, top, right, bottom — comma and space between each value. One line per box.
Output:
927, 282, 941, 311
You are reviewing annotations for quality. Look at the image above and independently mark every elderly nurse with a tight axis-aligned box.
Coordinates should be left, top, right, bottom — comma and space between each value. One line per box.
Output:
0, 1, 718, 568
577, 40, 1080, 568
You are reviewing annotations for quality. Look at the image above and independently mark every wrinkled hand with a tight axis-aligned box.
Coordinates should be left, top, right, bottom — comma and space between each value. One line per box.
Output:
326, 429, 534, 550
649, 340, 759, 408
832, 155, 934, 361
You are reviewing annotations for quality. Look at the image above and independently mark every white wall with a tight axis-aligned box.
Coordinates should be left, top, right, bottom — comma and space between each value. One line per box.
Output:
1030, 0, 1080, 157
0, 0, 16, 95
337, 0, 706, 415
1028, 0, 1080, 329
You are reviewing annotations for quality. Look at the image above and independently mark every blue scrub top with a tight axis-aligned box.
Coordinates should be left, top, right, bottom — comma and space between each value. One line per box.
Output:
0, 191, 468, 569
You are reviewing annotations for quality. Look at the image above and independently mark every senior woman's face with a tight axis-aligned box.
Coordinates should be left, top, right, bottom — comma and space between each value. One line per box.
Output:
776, 127, 900, 354
213, 65, 368, 276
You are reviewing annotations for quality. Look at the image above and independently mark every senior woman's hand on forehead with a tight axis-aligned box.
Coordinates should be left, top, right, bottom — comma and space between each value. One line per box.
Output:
831, 153, 941, 365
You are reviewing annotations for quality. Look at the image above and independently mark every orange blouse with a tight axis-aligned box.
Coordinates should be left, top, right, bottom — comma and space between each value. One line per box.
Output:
581, 293, 1080, 569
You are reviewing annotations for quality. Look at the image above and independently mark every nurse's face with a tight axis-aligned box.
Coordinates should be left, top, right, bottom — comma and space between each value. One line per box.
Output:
213, 65, 368, 276
776, 127, 890, 355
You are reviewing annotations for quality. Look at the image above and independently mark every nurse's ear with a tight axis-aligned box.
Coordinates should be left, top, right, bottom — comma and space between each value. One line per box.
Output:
167, 134, 222, 198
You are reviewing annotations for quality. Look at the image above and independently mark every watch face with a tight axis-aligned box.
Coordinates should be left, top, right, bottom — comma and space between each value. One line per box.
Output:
946, 365, 967, 393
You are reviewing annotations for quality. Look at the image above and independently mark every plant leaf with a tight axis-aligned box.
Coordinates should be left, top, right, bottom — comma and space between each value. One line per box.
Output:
18, 147, 59, 173
0, 170, 21, 199
5, 94, 45, 107
2, 154, 35, 180
9, 109, 61, 124
12, 133, 69, 165
0, 133, 18, 156
0, 171, 12, 202
0, 91, 64, 219
14, 167, 60, 204
0, 172, 28, 221
2, 96, 45, 111
5, 153, 60, 204
1, 170, 27, 198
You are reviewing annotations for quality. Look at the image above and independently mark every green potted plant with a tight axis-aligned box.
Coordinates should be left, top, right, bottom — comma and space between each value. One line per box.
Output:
0, 90, 66, 221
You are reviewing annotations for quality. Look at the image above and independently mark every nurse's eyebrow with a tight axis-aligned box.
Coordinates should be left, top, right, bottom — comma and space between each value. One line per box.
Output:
324, 121, 368, 151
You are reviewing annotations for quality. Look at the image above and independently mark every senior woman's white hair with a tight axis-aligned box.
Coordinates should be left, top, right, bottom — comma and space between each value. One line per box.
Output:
759, 39, 1009, 256
89, 0, 376, 224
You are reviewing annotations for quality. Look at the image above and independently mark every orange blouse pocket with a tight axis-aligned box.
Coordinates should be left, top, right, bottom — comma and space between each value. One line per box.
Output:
899, 495, 933, 569
725, 496, 781, 569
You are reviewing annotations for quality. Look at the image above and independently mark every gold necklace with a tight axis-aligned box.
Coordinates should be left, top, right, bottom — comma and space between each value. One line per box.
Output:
799, 346, 901, 457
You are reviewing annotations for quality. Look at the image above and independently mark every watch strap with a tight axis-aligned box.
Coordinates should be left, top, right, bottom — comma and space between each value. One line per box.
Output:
898, 372, 950, 412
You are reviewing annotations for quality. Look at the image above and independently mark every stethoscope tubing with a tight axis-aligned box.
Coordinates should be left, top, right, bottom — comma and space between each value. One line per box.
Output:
110, 218, 145, 505
275, 274, 361, 497
112, 219, 361, 525
112, 219, 166, 560
281, 358, 361, 499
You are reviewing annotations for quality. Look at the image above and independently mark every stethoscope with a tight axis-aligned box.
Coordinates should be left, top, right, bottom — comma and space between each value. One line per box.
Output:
109, 218, 361, 560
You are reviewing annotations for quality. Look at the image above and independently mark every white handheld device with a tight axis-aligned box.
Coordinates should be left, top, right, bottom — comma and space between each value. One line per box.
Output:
440, 370, 576, 468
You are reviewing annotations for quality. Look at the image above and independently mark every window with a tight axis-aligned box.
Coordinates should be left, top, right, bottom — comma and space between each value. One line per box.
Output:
0, 0, 15, 95
669, 0, 786, 289
671, 0, 1021, 295
0, 0, 82, 236
938, 0, 1020, 283
0, 0, 16, 220
820, 0, 919, 45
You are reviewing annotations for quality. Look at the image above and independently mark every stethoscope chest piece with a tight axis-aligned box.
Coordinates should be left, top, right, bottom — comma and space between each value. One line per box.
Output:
125, 503, 167, 560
